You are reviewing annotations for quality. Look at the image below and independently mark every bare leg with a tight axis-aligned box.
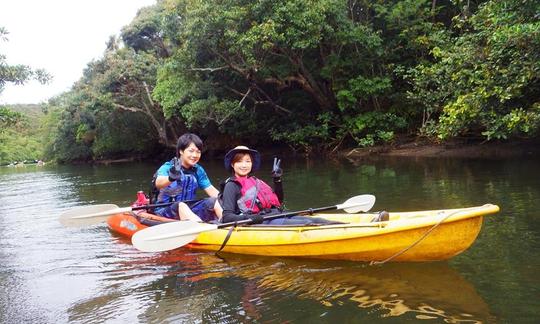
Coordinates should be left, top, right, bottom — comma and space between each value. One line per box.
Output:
177, 202, 203, 222
213, 199, 223, 220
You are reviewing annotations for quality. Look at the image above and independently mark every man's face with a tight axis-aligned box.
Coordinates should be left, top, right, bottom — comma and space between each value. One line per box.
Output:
179, 143, 201, 168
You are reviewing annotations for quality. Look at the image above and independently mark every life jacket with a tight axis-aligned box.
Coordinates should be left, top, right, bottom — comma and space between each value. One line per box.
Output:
155, 161, 199, 203
227, 176, 281, 214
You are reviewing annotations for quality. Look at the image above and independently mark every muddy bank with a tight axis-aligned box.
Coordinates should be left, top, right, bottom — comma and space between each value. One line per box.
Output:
343, 139, 540, 159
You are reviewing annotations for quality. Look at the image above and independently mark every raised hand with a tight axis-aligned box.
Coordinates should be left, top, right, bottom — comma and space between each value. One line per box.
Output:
271, 157, 283, 182
168, 157, 182, 182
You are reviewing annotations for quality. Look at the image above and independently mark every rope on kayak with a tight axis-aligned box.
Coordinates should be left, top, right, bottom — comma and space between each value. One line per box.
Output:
369, 207, 482, 266
216, 224, 237, 253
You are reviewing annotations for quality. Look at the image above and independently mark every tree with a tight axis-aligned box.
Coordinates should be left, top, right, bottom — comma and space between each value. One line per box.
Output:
0, 106, 22, 130
80, 44, 177, 147
82, 4, 182, 148
407, 0, 540, 140
41, 4, 181, 161
0, 104, 46, 164
1, 27, 51, 127
0, 27, 50, 94
153, 0, 408, 151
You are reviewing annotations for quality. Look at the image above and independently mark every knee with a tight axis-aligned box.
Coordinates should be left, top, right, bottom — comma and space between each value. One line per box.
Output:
214, 200, 223, 213
178, 202, 188, 208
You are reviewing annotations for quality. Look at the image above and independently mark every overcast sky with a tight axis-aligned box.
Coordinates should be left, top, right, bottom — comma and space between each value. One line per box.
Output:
0, 0, 156, 105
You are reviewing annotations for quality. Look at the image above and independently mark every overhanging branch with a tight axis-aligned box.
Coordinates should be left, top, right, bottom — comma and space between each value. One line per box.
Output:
113, 103, 143, 113
189, 66, 228, 72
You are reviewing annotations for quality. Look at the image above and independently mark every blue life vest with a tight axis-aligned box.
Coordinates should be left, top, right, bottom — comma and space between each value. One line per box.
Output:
157, 164, 198, 203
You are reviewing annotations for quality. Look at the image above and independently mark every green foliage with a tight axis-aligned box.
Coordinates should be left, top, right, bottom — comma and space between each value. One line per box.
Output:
344, 111, 407, 147
153, 0, 403, 152
19, 0, 539, 162
91, 110, 157, 158
270, 112, 333, 153
0, 106, 23, 129
407, 0, 540, 140
42, 82, 162, 162
121, 4, 168, 55
42, 94, 93, 162
0, 27, 52, 163
0, 104, 47, 164
41, 4, 176, 162
40, 105, 62, 161
0, 129, 43, 164
336, 76, 392, 112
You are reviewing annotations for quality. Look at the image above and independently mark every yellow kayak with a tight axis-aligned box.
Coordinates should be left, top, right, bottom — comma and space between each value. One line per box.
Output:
185, 204, 500, 262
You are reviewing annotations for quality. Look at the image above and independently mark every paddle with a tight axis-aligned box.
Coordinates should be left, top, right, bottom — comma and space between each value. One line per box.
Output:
59, 200, 199, 227
132, 194, 376, 252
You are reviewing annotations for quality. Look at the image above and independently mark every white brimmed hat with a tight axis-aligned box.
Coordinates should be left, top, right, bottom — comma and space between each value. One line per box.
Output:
224, 145, 261, 172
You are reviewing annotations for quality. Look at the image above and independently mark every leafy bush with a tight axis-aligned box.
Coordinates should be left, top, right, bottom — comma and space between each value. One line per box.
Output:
408, 0, 540, 141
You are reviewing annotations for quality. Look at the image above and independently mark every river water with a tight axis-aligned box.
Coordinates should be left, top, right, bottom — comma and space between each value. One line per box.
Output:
0, 156, 538, 323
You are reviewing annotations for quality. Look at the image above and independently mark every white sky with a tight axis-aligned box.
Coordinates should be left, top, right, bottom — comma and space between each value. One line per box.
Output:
0, 0, 156, 105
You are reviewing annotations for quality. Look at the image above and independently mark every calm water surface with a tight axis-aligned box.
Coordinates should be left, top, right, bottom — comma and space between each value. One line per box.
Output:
0, 156, 539, 323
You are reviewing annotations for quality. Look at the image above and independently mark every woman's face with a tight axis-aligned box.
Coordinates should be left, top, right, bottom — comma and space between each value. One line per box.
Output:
232, 153, 252, 177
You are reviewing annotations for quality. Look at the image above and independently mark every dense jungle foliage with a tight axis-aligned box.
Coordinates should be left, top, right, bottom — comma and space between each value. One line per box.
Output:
1, 0, 539, 163
0, 105, 45, 164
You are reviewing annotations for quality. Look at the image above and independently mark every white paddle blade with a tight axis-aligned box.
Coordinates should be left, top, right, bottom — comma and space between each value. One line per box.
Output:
338, 194, 376, 213
59, 204, 122, 227
132, 221, 218, 252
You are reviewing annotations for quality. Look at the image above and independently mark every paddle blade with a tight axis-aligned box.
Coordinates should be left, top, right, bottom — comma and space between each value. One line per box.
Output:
338, 194, 376, 213
59, 204, 122, 227
132, 221, 218, 252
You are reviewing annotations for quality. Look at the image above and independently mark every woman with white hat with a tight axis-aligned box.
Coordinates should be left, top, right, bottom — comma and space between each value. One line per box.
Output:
220, 145, 331, 225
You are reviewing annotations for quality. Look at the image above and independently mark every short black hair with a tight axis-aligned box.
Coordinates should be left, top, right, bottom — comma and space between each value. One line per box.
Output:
176, 133, 203, 156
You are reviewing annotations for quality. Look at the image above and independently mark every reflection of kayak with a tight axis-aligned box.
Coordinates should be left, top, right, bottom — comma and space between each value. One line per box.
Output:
226, 254, 490, 322
108, 250, 495, 322
209, 254, 495, 322
108, 204, 499, 262
64, 250, 494, 322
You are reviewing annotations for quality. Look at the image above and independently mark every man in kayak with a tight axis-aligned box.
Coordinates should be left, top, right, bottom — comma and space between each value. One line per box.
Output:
220, 145, 332, 225
153, 133, 222, 222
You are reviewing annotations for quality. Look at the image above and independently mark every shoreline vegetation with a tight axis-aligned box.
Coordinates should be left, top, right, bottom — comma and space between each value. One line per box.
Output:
2, 138, 537, 168
92, 138, 540, 165
2, 1, 538, 165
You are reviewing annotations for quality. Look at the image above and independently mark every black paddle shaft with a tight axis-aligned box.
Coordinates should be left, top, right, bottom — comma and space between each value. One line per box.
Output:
216, 204, 339, 229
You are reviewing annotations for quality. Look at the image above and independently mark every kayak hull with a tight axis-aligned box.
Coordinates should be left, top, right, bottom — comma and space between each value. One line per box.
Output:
188, 216, 483, 261
107, 204, 499, 262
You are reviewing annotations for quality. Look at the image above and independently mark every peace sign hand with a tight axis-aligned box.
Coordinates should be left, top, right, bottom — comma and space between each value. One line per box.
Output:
271, 157, 283, 182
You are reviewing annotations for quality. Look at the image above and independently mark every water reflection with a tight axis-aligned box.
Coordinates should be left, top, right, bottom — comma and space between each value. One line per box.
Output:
1, 156, 538, 323
219, 255, 493, 323
66, 249, 494, 323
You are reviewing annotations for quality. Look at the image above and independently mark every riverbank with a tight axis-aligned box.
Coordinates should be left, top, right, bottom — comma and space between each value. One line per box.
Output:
29, 137, 540, 166
343, 138, 540, 159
